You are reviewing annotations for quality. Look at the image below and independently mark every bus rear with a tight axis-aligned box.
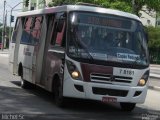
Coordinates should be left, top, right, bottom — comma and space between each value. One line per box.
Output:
62, 9, 149, 111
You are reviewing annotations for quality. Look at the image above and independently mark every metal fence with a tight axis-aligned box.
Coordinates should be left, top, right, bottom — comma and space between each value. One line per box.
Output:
149, 48, 160, 64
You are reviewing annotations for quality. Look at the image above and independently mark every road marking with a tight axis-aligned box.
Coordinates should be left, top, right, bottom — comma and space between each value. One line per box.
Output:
0, 54, 9, 57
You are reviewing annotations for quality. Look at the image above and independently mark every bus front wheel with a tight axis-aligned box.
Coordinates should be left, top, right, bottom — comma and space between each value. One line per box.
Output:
120, 102, 136, 112
54, 78, 67, 107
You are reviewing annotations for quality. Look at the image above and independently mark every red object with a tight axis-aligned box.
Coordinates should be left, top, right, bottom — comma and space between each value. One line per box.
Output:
102, 97, 117, 103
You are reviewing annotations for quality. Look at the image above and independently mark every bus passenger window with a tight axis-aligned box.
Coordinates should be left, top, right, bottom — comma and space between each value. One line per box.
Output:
55, 21, 66, 47
21, 17, 32, 44
50, 19, 66, 47
12, 18, 20, 43
30, 16, 43, 45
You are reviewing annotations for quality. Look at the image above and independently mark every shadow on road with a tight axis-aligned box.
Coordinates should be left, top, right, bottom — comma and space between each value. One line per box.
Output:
1, 80, 157, 120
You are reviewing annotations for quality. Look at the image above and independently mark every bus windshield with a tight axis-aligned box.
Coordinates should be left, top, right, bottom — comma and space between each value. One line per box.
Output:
67, 12, 149, 66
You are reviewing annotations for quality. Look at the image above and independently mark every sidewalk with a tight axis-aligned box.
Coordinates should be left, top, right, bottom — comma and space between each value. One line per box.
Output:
150, 64, 160, 68
149, 64, 160, 78
0, 49, 9, 54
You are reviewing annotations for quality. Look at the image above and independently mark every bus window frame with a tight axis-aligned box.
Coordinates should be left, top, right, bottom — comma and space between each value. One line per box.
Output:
12, 18, 20, 43
20, 15, 43, 45
50, 12, 67, 47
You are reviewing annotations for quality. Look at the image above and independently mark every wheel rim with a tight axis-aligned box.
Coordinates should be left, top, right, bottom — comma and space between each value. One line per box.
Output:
21, 79, 24, 86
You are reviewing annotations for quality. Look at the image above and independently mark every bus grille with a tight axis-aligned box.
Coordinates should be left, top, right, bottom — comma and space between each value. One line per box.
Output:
90, 73, 132, 86
92, 87, 128, 97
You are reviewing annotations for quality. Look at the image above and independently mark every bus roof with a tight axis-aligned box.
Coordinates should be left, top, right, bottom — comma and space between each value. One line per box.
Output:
17, 5, 140, 21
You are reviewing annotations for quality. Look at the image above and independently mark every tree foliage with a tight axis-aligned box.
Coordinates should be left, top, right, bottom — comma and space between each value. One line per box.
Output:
0, 27, 10, 43
145, 26, 160, 49
48, 0, 132, 12
145, 26, 160, 64
120, 0, 160, 16
0, 23, 3, 27
48, 0, 160, 15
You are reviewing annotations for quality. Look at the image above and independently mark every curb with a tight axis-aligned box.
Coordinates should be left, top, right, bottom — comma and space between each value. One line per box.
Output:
0, 52, 9, 54
149, 76, 160, 79
148, 86, 160, 91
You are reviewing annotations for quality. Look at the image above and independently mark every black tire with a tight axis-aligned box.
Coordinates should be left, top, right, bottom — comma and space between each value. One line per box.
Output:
120, 102, 136, 112
19, 65, 33, 89
19, 65, 27, 89
54, 78, 67, 107
21, 77, 30, 89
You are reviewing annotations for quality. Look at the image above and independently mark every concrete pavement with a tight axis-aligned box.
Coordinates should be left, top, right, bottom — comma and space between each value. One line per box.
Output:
0, 49, 9, 54
150, 64, 160, 78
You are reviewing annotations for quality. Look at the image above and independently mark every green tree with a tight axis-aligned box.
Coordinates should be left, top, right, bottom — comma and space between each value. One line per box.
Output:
120, 0, 160, 16
145, 26, 160, 49
0, 26, 10, 47
48, 0, 160, 15
144, 26, 160, 64
0, 23, 3, 27
48, 0, 132, 12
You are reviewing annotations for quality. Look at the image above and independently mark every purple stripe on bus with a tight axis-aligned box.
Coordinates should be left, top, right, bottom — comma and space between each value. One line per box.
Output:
81, 63, 113, 82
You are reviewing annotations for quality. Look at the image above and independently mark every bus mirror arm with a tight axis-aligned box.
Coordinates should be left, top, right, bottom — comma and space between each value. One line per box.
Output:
48, 48, 65, 59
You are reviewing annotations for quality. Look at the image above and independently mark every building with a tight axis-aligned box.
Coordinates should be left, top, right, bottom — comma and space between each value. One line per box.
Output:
23, 0, 52, 11
139, 6, 157, 27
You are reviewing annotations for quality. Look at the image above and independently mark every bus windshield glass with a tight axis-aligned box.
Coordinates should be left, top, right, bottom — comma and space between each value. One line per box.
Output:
68, 12, 149, 65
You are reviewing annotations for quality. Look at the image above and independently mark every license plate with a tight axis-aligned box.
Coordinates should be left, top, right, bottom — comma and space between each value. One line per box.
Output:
102, 97, 117, 103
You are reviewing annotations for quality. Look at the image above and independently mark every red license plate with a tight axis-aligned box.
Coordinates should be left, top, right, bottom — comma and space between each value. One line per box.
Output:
102, 97, 117, 103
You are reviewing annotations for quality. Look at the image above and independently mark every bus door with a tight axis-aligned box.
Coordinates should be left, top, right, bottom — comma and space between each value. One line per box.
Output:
32, 16, 46, 85
9, 18, 23, 74
36, 14, 56, 86
43, 12, 66, 91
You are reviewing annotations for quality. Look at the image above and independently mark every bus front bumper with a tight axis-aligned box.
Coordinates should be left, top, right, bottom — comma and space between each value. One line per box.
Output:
63, 78, 148, 103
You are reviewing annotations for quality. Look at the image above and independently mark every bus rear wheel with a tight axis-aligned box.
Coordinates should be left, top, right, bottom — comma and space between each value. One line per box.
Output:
19, 66, 28, 89
21, 77, 30, 89
120, 102, 136, 112
54, 78, 67, 107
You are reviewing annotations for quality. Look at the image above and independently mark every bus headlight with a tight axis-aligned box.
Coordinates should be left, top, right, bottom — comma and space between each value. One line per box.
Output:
71, 71, 80, 79
66, 60, 82, 80
137, 70, 149, 86
138, 79, 146, 86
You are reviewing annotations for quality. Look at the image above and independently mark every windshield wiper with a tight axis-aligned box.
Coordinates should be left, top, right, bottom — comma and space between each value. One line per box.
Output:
71, 31, 94, 61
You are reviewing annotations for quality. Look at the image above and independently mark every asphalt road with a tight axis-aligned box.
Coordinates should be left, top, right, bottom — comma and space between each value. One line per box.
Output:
0, 54, 160, 120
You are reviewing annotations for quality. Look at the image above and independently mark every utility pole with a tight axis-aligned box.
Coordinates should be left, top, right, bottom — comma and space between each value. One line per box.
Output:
1, 0, 6, 51
4, 10, 7, 48
9, 2, 23, 41
132, 0, 135, 14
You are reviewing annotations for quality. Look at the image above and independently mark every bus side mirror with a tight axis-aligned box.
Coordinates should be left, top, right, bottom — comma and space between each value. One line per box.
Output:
56, 19, 64, 32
